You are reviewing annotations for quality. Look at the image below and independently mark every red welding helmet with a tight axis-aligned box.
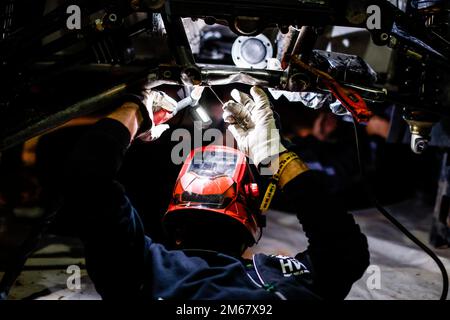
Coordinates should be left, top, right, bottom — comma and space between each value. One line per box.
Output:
164, 145, 264, 246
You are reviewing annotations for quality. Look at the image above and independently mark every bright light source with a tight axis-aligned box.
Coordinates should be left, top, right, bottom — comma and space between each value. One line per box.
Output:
195, 106, 210, 123
190, 105, 212, 129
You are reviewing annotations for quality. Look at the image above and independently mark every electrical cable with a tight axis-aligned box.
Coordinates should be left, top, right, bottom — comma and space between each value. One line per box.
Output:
208, 86, 225, 105
351, 119, 449, 300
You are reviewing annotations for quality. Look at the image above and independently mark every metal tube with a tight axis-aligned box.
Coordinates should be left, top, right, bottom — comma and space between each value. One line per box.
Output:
342, 83, 388, 103
1, 83, 127, 150
291, 26, 318, 62
201, 67, 286, 88
174, 96, 195, 114
162, 15, 196, 67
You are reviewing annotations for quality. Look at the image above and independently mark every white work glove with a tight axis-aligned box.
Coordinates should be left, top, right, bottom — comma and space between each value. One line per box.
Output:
223, 86, 286, 168
132, 90, 177, 142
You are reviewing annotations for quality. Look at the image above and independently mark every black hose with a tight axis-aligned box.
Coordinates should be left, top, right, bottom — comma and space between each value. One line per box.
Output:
351, 120, 449, 300
374, 200, 448, 300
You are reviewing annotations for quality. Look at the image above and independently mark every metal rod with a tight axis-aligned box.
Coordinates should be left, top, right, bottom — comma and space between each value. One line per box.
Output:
201, 67, 286, 88
161, 14, 196, 67
0, 83, 127, 150
279, 27, 300, 69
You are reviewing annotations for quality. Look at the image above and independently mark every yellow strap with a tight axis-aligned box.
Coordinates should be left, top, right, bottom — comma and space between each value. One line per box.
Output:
259, 152, 302, 212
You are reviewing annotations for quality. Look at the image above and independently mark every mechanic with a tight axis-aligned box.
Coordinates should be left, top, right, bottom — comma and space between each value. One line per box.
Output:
62, 86, 370, 300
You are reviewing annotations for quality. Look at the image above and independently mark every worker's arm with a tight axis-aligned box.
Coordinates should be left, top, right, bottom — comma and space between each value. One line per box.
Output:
62, 94, 173, 299
271, 157, 370, 300
62, 102, 149, 299
223, 87, 369, 300
106, 102, 143, 137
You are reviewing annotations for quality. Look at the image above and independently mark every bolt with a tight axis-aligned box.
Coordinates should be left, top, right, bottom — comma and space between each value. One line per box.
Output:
163, 70, 172, 78
109, 14, 117, 22
415, 140, 428, 153
389, 36, 398, 47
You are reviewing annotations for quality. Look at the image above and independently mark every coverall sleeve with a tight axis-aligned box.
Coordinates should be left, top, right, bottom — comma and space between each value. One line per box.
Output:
62, 118, 151, 299
279, 170, 370, 299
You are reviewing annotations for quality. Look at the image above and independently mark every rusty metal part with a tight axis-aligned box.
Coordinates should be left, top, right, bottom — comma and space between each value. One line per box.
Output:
290, 26, 318, 62
280, 26, 318, 69
279, 27, 300, 70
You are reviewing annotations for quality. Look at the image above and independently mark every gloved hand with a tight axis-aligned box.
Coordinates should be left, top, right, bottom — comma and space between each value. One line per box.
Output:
125, 89, 177, 142
223, 86, 286, 168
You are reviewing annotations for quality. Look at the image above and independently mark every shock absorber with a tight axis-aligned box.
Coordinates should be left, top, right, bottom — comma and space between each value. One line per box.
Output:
399, 0, 449, 154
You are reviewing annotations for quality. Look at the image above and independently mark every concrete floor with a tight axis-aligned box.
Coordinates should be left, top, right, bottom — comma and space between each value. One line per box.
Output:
251, 200, 450, 300
1, 199, 449, 300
